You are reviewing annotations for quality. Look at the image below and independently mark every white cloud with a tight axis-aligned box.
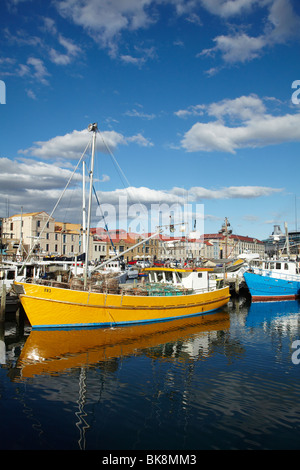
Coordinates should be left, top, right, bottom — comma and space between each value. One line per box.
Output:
200, 0, 300, 65
18, 127, 153, 160
26, 89, 37, 100
55, 0, 155, 54
0, 154, 282, 225
177, 94, 300, 153
181, 111, 300, 153
202, 33, 266, 64
124, 108, 156, 119
19, 128, 125, 160
27, 57, 50, 84
49, 34, 82, 65
127, 133, 154, 147
174, 104, 205, 118
200, 0, 264, 18
96, 184, 282, 207
207, 94, 266, 121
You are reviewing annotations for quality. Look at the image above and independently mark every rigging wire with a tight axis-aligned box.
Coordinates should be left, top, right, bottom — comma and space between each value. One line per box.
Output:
92, 185, 117, 256
97, 127, 150, 233
20, 138, 92, 272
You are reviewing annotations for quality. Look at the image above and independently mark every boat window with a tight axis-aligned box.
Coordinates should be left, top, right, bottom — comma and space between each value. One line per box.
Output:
284, 263, 289, 270
165, 271, 173, 282
276, 263, 281, 270
270, 263, 274, 269
198, 273, 202, 278
7, 270, 15, 279
157, 272, 163, 282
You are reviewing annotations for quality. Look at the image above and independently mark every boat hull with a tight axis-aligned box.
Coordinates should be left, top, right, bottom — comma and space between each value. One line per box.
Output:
244, 272, 300, 301
14, 282, 230, 329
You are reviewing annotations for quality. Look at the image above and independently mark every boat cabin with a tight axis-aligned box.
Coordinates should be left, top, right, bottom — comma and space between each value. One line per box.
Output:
144, 267, 219, 292
251, 259, 300, 275
0, 263, 41, 289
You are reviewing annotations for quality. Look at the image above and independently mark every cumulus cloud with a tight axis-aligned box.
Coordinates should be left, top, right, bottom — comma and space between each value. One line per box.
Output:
0, 153, 282, 220
181, 111, 300, 153
177, 94, 300, 153
200, 0, 263, 18
18, 127, 152, 160
55, 0, 156, 56
200, 0, 300, 65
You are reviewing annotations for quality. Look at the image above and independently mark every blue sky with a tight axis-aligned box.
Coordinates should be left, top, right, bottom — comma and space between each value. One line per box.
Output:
1, 0, 300, 241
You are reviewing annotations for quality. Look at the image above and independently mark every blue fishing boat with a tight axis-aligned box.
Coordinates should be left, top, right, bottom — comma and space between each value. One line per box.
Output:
243, 259, 300, 301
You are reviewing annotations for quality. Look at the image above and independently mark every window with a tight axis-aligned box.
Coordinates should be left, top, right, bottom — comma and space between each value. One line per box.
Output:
46, 232, 49, 240
46, 244, 49, 252
37, 220, 40, 228
55, 233, 58, 241
276, 263, 281, 270
55, 244, 58, 252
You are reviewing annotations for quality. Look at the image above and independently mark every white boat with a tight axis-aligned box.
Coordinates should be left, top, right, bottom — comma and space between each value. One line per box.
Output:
126, 266, 139, 279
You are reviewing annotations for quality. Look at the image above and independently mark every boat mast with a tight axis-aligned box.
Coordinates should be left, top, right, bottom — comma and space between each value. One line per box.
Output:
84, 123, 98, 288
82, 160, 87, 255
284, 222, 290, 258
17, 206, 23, 259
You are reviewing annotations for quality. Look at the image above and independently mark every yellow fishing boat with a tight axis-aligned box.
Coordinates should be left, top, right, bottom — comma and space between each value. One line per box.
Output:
13, 267, 229, 329
12, 123, 230, 329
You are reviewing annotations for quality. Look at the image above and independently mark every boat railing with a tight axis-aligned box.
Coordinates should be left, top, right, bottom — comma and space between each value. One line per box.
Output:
252, 267, 300, 282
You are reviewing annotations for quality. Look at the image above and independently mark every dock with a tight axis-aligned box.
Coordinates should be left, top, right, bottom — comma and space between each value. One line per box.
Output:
0, 284, 21, 321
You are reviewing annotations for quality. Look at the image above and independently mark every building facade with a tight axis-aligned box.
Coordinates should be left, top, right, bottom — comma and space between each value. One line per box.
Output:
2, 212, 85, 258
203, 233, 264, 259
1, 211, 266, 262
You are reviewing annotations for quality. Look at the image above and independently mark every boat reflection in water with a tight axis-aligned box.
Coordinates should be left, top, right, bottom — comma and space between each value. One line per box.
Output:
14, 310, 230, 381
246, 299, 300, 328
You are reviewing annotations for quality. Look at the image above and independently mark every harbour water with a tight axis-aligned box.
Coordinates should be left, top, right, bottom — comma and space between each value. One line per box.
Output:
1, 297, 300, 450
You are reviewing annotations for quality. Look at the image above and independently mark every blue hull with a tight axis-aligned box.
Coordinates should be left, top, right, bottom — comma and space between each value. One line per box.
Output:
244, 272, 300, 301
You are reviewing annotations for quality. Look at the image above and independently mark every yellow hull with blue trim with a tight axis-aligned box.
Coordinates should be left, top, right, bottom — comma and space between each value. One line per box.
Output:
14, 281, 230, 329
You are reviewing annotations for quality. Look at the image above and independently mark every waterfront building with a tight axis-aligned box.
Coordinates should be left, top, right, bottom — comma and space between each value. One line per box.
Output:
98, 230, 163, 263
1, 211, 266, 263
203, 233, 264, 259
2, 212, 81, 257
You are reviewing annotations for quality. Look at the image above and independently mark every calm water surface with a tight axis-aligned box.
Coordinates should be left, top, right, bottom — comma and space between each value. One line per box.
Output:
1, 297, 300, 450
